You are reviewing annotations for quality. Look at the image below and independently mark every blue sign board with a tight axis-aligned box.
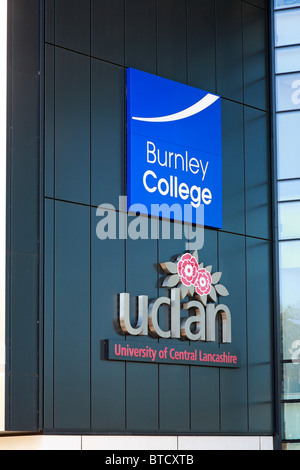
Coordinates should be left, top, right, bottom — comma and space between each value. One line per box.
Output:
127, 68, 222, 228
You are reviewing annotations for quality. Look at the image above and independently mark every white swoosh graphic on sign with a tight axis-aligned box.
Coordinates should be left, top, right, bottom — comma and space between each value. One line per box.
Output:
132, 94, 219, 123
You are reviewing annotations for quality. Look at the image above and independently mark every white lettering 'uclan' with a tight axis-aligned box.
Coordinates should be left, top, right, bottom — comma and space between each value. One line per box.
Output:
132, 94, 219, 123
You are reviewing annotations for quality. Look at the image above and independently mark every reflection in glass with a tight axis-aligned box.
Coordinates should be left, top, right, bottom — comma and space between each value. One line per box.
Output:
278, 180, 300, 201
277, 112, 300, 179
276, 73, 300, 111
275, 0, 300, 9
282, 403, 300, 439
283, 362, 300, 400
279, 201, 300, 239
283, 443, 300, 450
275, 9, 300, 46
276, 46, 300, 74
279, 241, 300, 360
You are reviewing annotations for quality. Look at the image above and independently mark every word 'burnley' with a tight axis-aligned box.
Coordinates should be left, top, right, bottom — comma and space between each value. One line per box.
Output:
117, 288, 231, 344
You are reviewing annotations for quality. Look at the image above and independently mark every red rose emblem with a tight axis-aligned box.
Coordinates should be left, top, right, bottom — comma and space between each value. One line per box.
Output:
195, 268, 212, 296
178, 253, 199, 287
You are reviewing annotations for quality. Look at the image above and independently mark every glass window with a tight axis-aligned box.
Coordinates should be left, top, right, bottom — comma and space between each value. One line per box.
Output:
276, 46, 300, 74
282, 402, 300, 440
283, 443, 300, 450
275, 0, 300, 451
279, 201, 300, 239
283, 362, 300, 400
275, 0, 300, 9
279, 241, 300, 360
277, 112, 300, 179
278, 180, 300, 201
275, 9, 300, 46
276, 73, 300, 111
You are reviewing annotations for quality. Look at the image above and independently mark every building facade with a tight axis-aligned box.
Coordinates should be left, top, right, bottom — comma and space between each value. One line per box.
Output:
274, 0, 300, 450
1, 0, 288, 451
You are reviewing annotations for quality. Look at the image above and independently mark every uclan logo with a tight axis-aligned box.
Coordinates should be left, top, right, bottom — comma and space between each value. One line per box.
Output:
116, 251, 232, 344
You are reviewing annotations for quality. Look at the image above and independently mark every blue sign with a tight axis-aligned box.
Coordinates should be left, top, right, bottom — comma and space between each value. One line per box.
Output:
127, 68, 222, 228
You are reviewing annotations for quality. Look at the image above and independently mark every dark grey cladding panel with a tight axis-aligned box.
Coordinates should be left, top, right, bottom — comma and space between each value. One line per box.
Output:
187, 0, 217, 94
159, 364, 190, 432
218, 232, 248, 432
216, 0, 243, 103
157, 0, 187, 84
91, 60, 125, 209
55, 0, 91, 55
10, 0, 40, 74
10, 70, 40, 255
221, 99, 245, 236
8, 252, 39, 431
91, 207, 126, 431
244, 107, 271, 240
55, 48, 91, 205
125, 0, 157, 74
243, 0, 268, 10
92, 0, 125, 66
45, 44, 55, 198
246, 237, 273, 432
54, 201, 91, 430
43, 199, 55, 430
6, 0, 41, 431
243, 2, 269, 112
